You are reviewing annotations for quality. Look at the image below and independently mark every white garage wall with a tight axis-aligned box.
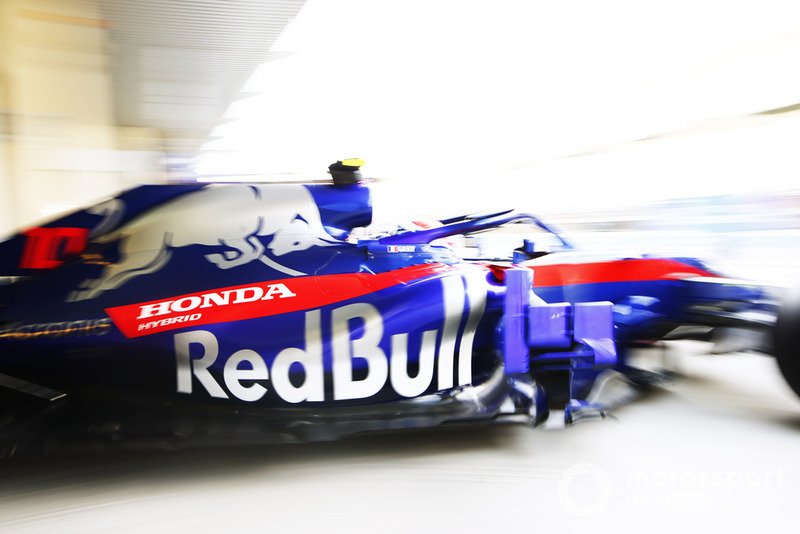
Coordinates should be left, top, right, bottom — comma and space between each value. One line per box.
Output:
0, 0, 168, 237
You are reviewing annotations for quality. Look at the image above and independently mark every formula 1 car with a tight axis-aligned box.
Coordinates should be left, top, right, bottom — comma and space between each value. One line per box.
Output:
0, 159, 795, 455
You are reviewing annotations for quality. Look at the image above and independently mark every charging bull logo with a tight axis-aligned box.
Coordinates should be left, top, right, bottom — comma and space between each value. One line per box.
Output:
69, 185, 340, 301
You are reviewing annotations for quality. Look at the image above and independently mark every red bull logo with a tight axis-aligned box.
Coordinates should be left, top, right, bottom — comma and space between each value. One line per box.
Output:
172, 271, 488, 403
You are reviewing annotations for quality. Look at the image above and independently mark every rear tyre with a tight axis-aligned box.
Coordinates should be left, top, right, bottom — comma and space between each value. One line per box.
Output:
774, 286, 800, 397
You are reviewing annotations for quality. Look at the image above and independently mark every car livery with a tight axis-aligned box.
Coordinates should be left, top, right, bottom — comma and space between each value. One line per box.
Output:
0, 160, 794, 454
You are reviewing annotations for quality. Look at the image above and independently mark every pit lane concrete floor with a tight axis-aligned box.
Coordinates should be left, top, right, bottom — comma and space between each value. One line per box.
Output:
0, 342, 798, 534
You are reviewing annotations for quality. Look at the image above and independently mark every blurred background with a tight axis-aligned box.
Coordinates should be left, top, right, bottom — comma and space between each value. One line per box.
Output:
2, 0, 799, 283
1, 1, 800, 531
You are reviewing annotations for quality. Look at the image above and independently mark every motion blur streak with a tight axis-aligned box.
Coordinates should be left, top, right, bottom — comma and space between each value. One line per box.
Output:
0, 346, 797, 532
1, 2, 800, 532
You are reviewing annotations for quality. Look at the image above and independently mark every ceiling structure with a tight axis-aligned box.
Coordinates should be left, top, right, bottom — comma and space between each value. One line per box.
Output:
97, 0, 306, 155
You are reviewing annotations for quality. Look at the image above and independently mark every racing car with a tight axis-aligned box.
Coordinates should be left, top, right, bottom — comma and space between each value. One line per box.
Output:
0, 159, 796, 455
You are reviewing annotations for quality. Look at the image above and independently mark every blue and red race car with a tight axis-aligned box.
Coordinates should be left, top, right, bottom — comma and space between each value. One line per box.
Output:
0, 159, 794, 454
